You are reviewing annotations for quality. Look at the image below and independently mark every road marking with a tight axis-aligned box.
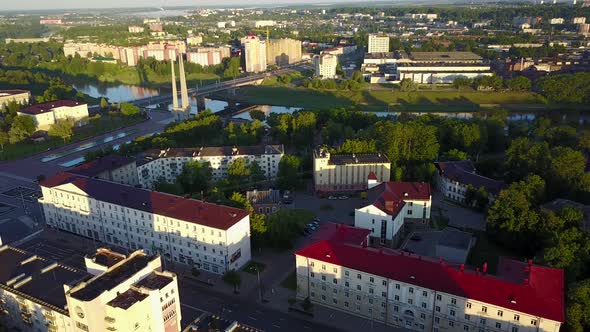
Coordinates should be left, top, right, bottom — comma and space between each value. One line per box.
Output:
248, 316, 258, 321
181, 303, 208, 313
272, 324, 281, 329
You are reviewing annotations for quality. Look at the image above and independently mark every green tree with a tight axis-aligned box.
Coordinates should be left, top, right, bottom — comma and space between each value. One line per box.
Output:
249, 109, 266, 122
292, 111, 317, 146
228, 192, 253, 211
120, 103, 140, 116
100, 97, 108, 109
441, 149, 468, 161
8, 115, 36, 143
277, 155, 301, 190
223, 57, 241, 79
566, 279, 590, 332
177, 161, 212, 195
249, 160, 267, 183
0, 131, 8, 151
399, 78, 418, 92
222, 270, 242, 293
228, 158, 251, 181
337, 139, 376, 154
48, 118, 74, 143
452, 77, 472, 90
505, 76, 531, 91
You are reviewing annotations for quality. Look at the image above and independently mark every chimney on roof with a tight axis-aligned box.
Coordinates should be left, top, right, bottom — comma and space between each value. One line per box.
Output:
460, 264, 464, 272
482, 262, 488, 274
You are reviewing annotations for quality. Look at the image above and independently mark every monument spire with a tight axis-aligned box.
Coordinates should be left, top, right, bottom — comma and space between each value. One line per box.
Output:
178, 53, 189, 110
171, 56, 179, 109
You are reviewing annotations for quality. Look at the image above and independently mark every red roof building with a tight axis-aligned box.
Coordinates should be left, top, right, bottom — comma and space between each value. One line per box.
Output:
295, 240, 564, 330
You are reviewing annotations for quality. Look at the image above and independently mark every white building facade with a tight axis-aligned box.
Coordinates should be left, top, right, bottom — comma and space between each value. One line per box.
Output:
295, 241, 564, 332
354, 181, 431, 246
17, 101, 89, 130
39, 173, 252, 275
242, 35, 267, 73
313, 54, 338, 79
137, 145, 284, 190
368, 34, 390, 53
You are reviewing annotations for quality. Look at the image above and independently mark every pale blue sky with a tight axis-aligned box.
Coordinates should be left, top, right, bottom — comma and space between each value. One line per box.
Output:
4, 0, 392, 11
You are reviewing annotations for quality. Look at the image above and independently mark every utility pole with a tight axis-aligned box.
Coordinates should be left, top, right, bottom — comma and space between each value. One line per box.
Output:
257, 266, 263, 302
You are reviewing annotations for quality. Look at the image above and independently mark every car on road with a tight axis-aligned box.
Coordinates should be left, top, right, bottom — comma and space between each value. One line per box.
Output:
313, 217, 320, 222
338, 195, 349, 200
328, 195, 337, 200
410, 235, 422, 241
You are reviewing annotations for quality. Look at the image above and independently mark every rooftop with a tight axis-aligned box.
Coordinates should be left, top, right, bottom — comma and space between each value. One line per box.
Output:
18, 100, 86, 115
135, 272, 174, 290
0, 246, 90, 309
0, 89, 30, 97
69, 253, 153, 301
41, 173, 249, 230
410, 51, 483, 62
368, 181, 431, 216
296, 240, 564, 322
141, 144, 284, 162
328, 153, 390, 166
88, 248, 126, 268
246, 189, 281, 205
68, 155, 136, 177
434, 160, 505, 195
311, 222, 371, 246
107, 288, 148, 310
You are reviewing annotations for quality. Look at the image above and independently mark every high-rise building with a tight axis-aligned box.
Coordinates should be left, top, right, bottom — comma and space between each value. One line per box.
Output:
242, 34, 267, 73
267, 38, 302, 66
0, 246, 182, 332
368, 34, 390, 53
313, 54, 338, 79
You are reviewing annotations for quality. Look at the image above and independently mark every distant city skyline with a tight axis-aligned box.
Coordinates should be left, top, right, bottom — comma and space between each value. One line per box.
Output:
2, 0, 407, 12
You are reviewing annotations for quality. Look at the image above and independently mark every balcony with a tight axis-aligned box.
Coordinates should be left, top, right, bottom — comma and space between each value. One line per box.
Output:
105, 316, 116, 323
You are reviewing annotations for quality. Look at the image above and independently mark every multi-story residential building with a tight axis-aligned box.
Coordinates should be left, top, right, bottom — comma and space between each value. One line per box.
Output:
267, 38, 302, 66
368, 34, 390, 54
187, 46, 231, 67
242, 35, 267, 73
137, 145, 284, 189
17, 100, 89, 130
253, 20, 276, 28
128, 26, 145, 33
246, 189, 281, 215
0, 89, 30, 109
0, 245, 182, 332
313, 54, 338, 79
313, 148, 391, 193
434, 161, 505, 205
39, 172, 252, 274
573, 16, 586, 24
68, 155, 139, 187
355, 179, 431, 246
186, 36, 203, 46
295, 240, 564, 332
63, 41, 186, 67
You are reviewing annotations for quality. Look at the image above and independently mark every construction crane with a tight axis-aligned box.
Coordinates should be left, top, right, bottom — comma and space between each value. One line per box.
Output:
251, 27, 271, 62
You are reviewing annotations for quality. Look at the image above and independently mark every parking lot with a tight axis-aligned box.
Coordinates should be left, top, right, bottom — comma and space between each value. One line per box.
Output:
285, 192, 367, 225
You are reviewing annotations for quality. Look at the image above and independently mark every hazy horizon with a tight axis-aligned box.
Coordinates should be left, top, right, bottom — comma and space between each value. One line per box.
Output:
2, 0, 397, 12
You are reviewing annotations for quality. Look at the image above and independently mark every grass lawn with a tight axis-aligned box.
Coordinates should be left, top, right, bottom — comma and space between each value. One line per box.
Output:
225, 86, 548, 112
242, 261, 266, 275
467, 231, 520, 274
0, 114, 144, 161
281, 270, 297, 291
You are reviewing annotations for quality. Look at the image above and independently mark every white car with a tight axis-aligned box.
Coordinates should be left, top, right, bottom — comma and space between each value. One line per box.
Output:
328, 195, 337, 200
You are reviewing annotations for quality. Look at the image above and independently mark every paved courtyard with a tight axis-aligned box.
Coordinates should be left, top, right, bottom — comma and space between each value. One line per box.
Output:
432, 191, 486, 231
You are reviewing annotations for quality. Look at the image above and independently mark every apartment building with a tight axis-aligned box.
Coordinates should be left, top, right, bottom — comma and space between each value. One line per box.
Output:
186, 46, 231, 67
246, 189, 281, 215
368, 34, 390, 54
68, 155, 139, 187
313, 54, 338, 79
242, 35, 267, 73
39, 172, 252, 275
137, 145, 284, 189
0, 89, 30, 109
296, 240, 564, 332
63, 41, 186, 67
434, 161, 505, 205
17, 100, 88, 130
355, 180, 431, 246
313, 148, 391, 193
0, 246, 181, 332
267, 38, 302, 66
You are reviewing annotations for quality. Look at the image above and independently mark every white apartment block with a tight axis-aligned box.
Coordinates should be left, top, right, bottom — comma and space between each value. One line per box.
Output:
313, 54, 338, 79
434, 161, 505, 205
355, 180, 431, 246
39, 172, 252, 275
0, 89, 30, 109
296, 240, 564, 332
68, 155, 139, 187
313, 148, 391, 193
17, 100, 89, 130
0, 246, 181, 332
137, 145, 284, 190
368, 34, 390, 53
242, 35, 267, 73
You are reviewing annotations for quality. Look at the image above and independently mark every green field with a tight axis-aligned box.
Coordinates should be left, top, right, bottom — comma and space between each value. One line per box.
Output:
220, 86, 549, 112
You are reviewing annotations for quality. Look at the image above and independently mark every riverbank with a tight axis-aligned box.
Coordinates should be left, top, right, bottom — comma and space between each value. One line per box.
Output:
212, 86, 565, 112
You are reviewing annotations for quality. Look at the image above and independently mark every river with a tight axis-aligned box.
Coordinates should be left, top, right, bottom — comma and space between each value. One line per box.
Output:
71, 82, 590, 124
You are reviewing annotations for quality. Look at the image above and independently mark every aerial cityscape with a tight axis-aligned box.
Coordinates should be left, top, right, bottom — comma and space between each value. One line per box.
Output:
0, 0, 589, 331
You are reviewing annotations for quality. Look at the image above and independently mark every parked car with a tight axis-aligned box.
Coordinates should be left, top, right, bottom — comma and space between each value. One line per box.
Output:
338, 195, 349, 200
313, 217, 320, 222
328, 195, 338, 200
